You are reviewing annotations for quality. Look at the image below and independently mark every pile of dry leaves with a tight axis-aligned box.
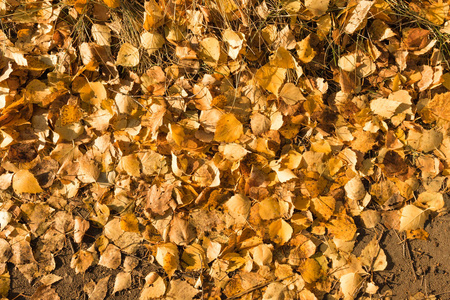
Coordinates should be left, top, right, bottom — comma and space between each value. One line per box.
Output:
0, 0, 449, 299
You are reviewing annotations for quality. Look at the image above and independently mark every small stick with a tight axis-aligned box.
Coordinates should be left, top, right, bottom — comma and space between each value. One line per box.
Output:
404, 239, 418, 281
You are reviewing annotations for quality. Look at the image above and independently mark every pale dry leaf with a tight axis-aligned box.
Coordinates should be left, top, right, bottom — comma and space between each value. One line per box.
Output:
360, 210, 381, 228
70, 250, 94, 274
339, 53, 358, 72
112, 272, 131, 294
166, 279, 199, 300
218, 143, 249, 161
74, 216, 90, 243
141, 31, 165, 55
399, 205, 428, 232
344, 1, 374, 34
344, 176, 365, 201
199, 37, 221, 64
30, 285, 60, 300
251, 244, 273, 267
116, 43, 139, 67
91, 24, 111, 46
225, 194, 251, 220
259, 198, 281, 220
407, 128, 442, 153
416, 192, 445, 212
39, 274, 63, 286
223, 29, 244, 60
169, 214, 196, 246
251, 112, 270, 136
140, 273, 166, 299
118, 154, 141, 177
304, 0, 330, 17
262, 282, 287, 300
99, 244, 121, 269
359, 236, 387, 271
280, 83, 305, 105
88, 275, 110, 300
340, 272, 362, 300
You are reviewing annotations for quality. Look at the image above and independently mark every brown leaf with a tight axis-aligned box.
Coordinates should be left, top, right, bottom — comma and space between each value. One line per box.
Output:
31, 285, 60, 300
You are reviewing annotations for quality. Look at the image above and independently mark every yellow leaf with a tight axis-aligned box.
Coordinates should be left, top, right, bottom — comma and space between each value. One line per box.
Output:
199, 37, 221, 65
181, 243, 206, 271
118, 154, 141, 177
299, 258, 322, 283
116, 43, 139, 67
279, 83, 305, 105
327, 213, 357, 241
255, 64, 286, 96
60, 104, 83, 126
406, 228, 429, 240
311, 196, 335, 221
296, 35, 316, 63
0, 271, 9, 298
156, 243, 179, 278
269, 219, 293, 245
141, 31, 165, 55
144, 0, 164, 30
103, 0, 120, 8
259, 198, 281, 220
269, 47, 295, 69
13, 170, 43, 194
214, 113, 243, 143
120, 213, 140, 233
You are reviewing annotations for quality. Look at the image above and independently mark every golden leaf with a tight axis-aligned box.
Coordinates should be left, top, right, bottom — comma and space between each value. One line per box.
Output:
13, 170, 43, 194
296, 35, 316, 63
120, 213, 140, 233
60, 104, 82, 126
116, 43, 139, 67
269, 219, 293, 245
103, 0, 120, 8
327, 213, 357, 241
214, 113, 243, 143
255, 64, 286, 96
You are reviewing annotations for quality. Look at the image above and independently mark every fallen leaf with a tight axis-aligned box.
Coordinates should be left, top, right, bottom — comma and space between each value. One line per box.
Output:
13, 170, 43, 194
112, 272, 131, 294
399, 205, 428, 232
214, 113, 244, 143
116, 43, 139, 67
269, 219, 293, 245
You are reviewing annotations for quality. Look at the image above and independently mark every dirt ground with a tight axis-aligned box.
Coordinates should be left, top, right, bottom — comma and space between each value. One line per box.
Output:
8, 214, 450, 299
377, 214, 450, 300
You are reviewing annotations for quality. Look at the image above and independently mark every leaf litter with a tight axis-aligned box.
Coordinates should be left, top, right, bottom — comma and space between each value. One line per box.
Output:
0, 0, 450, 299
